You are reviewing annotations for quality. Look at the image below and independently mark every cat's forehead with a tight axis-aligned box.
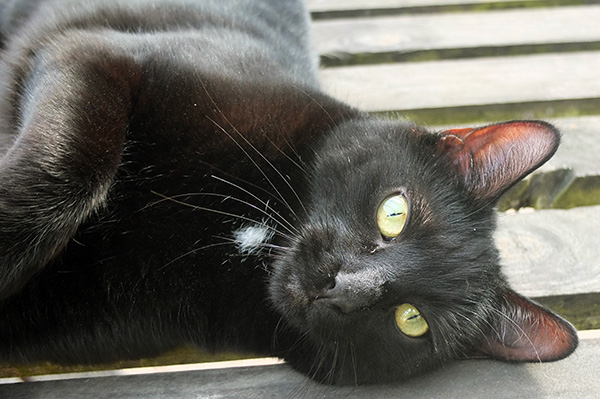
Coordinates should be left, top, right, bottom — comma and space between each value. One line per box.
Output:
323, 119, 426, 155
311, 119, 440, 197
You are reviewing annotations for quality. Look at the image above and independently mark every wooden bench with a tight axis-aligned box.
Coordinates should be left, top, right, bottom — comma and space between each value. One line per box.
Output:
1, 0, 599, 397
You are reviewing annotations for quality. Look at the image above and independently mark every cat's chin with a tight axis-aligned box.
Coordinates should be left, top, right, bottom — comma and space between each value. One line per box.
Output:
304, 298, 365, 336
281, 313, 441, 386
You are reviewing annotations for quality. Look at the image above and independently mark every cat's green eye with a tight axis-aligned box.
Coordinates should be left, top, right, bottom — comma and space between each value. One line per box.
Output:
377, 194, 408, 239
395, 303, 429, 337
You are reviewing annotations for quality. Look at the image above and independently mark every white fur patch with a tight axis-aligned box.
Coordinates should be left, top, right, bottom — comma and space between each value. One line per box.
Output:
233, 225, 274, 255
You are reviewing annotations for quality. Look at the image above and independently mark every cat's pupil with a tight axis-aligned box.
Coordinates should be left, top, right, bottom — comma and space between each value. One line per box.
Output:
395, 303, 429, 337
376, 193, 409, 239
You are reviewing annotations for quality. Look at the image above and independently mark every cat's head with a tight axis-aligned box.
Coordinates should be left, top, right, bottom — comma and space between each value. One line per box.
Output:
269, 119, 577, 384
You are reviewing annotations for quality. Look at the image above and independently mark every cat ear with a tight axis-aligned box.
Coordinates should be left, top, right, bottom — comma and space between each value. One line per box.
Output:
478, 289, 578, 362
435, 121, 560, 201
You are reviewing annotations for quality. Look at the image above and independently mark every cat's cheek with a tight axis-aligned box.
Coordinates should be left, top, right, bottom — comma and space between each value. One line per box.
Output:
279, 274, 309, 309
269, 268, 338, 334
269, 266, 310, 325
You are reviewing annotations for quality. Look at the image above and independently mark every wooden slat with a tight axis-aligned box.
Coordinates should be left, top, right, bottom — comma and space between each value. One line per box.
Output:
318, 52, 600, 112
496, 206, 600, 297
543, 116, 600, 177
2, 332, 599, 398
313, 6, 600, 63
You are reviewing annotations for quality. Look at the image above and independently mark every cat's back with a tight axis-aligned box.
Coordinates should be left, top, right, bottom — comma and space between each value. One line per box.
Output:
0, 0, 318, 86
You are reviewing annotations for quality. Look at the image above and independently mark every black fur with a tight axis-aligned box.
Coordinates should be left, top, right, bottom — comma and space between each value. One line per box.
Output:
0, 0, 577, 385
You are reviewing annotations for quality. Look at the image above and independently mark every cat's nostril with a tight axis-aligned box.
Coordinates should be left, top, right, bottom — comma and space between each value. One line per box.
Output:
314, 275, 337, 300
325, 275, 336, 290
314, 275, 367, 314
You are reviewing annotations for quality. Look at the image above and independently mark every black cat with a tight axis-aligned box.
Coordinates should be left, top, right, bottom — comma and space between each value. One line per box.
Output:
0, 0, 577, 385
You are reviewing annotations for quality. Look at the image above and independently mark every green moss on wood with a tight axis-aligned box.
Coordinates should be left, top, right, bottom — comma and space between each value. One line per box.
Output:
0, 347, 253, 379
553, 176, 600, 209
535, 292, 600, 331
378, 98, 600, 127
321, 42, 600, 68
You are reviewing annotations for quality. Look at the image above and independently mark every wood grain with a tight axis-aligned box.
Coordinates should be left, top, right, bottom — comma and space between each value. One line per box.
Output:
318, 52, 600, 112
312, 6, 600, 58
496, 206, 600, 297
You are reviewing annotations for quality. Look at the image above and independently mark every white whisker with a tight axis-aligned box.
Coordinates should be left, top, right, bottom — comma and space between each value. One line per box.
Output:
150, 191, 294, 242
150, 189, 299, 239
207, 115, 299, 217
198, 79, 303, 219
291, 84, 338, 127
211, 175, 301, 236
157, 241, 232, 271
260, 129, 309, 179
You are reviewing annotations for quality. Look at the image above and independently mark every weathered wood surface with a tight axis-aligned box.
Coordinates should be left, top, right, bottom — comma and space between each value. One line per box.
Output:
318, 52, 600, 112
2, 332, 599, 398
312, 6, 600, 64
496, 206, 600, 297
542, 116, 600, 177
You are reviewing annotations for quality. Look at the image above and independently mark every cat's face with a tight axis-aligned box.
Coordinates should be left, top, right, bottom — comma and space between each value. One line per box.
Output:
269, 119, 577, 384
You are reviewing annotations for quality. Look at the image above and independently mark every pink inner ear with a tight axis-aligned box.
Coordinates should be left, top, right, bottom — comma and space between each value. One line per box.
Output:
480, 291, 578, 362
436, 121, 560, 200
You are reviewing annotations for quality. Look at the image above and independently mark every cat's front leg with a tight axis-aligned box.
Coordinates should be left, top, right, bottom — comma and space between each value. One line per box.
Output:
0, 37, 140, 299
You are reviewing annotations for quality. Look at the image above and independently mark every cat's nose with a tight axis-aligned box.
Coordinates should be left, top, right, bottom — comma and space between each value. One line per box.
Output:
315, 275, 362, 314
